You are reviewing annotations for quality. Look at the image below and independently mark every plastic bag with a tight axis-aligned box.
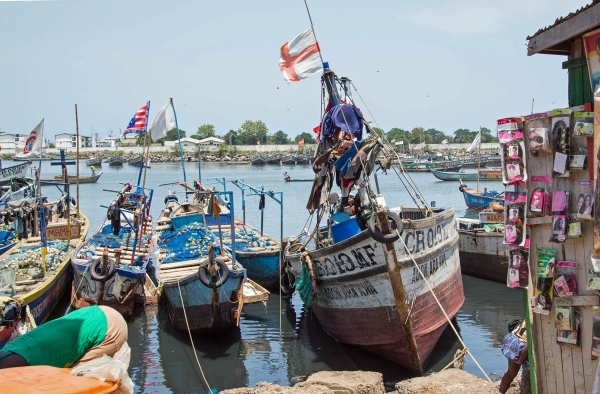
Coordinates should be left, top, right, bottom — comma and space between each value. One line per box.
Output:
524, 113, 551, 155
573, 112, 594, 137
507, 246, 529, 288
71, 342, 134, 394
553, 261, 577, 297
576, 180, 594, 220
504, 185, 527, 247
549, 189, 570, 243
551, 108, 572, 177
529, 176, 552, 217
498, 117, 527, 184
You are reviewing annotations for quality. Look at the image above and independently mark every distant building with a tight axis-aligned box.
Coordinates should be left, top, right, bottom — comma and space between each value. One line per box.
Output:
0, 133, 27, 151
55, 133, 92, 149
164, 137, 224, 151
198, 136, 225, 147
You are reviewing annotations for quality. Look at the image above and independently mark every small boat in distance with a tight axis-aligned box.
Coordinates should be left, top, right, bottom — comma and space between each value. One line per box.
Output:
281, 155, 296, 165
251, 153, 267, 165
41, 171, 103, 185
430, 168, 502, 181
265, 153, 282, 165
294, 153, 312, 164
128, 155, 143, 165
458, 180, 504, 210
106, 156, 124, 167
85, 157, 102, 167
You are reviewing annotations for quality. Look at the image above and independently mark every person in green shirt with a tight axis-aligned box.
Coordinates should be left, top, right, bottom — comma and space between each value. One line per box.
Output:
0, 305, 127, 369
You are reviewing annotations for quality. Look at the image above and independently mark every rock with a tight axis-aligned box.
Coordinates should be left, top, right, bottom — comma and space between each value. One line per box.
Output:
395, 369, 498, 394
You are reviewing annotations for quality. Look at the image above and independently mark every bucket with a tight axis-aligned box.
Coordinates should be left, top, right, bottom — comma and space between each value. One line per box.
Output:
331, 216, 361, 243
331, 211, 350, 224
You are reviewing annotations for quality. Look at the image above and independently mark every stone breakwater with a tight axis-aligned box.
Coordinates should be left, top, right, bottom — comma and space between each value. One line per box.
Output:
2, 152, 278, 163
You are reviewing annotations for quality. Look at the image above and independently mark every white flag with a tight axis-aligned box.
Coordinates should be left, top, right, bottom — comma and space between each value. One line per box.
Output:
441, 139, 448, 144
15, 119, 44, 158
149, 102, 176, 142
279, 27, 322, 84
466, 131, 481, 152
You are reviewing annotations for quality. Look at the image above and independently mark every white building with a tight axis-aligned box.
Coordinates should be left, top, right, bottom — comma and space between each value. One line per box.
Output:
55, 133, 93, 149
198, 136, 225, 147
164, 137, 225, 152
0, 133, 27, 151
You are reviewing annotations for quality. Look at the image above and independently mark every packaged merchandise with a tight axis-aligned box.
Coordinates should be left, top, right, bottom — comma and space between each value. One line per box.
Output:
507, 246, 529, 288
538, 247, 557, 278
534, 276, 554, 315
555, 306, 575, 330
576, 180, 594, 220
499, 118, 527, 184
551, 109, 572, 176
524, 113, 551, 155
549, 189, 569, 243
553, 261, 577, 297
504, 185, 527, 246
529, 176, 552, 216
573, 112, 594, 137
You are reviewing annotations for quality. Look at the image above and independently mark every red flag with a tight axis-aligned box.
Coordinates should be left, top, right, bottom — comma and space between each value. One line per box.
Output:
298, 138, 305, 146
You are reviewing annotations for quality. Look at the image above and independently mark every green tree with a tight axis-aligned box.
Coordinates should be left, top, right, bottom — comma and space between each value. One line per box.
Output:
191, 124, 216, 140
386, 127, 410, 144
409, 127, 431, 144
238, 120, 268, 145
156, 128, 186, 145
223, 129, 239, 145
136, 132, 153, 146
452, 128, 476, 143
271, 130, 290, 144
424, 128, 449, 144
480, 127, 498, 143
295, 132, 315, 144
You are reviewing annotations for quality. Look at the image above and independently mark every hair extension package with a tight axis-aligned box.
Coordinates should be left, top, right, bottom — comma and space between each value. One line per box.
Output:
551, 108, 572, 177
534, 247, 556, 315
529, 175, 552, 217
499, 118, 527, 184
504, 185, 527, 247
525, 112, 552, 155
549, 185, 570, 243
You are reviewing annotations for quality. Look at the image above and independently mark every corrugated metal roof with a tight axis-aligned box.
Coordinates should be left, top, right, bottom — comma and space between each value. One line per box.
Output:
527, 0, 599, 40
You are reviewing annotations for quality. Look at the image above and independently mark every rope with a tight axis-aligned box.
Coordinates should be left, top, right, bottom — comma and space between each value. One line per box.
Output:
65, 264, 90, 315
398, 231, 492, 383
177, 279, 212, 392
441, 348, 468, 371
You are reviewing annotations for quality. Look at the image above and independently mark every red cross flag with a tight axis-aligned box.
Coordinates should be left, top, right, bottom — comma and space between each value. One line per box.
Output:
279, 27, 322, 84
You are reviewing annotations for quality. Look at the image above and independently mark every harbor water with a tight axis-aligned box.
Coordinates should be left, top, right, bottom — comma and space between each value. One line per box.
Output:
29, 159, 520, 392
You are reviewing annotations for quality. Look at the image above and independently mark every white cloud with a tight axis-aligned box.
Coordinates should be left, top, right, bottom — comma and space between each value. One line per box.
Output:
395, 0, 581, 38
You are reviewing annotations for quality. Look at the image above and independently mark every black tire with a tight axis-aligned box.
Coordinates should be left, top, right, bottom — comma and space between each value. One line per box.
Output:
90, 257, 117, 282
367, 210, 404, 244
459, 184, 467, 192
164, 195, 178, 205
280, 263, 296, 298
198, 258, 230, 288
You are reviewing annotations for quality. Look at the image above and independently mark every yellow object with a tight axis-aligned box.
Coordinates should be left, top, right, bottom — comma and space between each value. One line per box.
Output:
0, 365, 119, 393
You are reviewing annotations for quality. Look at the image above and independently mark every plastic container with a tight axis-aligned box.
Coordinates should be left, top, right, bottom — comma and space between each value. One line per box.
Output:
331, 212, 350, 223
331, 217, 361, 243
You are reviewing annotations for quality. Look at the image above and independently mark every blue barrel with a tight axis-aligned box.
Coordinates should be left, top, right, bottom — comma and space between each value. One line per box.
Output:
331, 216, 361, 243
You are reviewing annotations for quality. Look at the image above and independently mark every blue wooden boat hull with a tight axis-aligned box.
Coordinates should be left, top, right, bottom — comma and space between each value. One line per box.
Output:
431, 168, 502, 181
236, 249, 281, 291
162, 268, 245, 332
460, 187, 504, 210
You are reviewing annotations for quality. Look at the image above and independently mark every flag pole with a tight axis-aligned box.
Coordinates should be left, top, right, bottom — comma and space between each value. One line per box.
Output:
75, 104, 80, 218
303, 0, 324, 64
476, 127, 481, 193
170, 97, 187, 186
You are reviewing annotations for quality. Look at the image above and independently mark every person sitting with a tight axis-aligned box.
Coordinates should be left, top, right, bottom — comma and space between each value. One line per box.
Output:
283, 172, 291, 180
0, 305, 127, 369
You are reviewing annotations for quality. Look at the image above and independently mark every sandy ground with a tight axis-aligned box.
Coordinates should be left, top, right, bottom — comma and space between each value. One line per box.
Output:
219, 368, 531, 394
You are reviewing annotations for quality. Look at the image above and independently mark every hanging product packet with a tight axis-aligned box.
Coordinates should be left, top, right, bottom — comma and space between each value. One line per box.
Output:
504, 185, 527, 246
549, 188, 570, 243
570, 147, 588, 170
528, 175, 552, 217
553, 261, 577, 297
507, 246, 529, 288
567, 214, 582, 238
592, 307, 600, 359
573, 112, 594, 137
524, 112, 551, 155
555, 306, 575, 330
534, 247, 556, 315
576, 180, 594, 220
498, 117, 527, 184
551, 108, 572, 177
557, 313, 579, 346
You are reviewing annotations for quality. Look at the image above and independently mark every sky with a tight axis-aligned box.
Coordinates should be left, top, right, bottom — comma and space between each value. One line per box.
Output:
0, 0, 588, 141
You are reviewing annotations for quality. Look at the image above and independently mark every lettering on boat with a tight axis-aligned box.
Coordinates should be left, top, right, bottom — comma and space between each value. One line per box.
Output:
411, 253, 447, 284
313, 244, 378, 278
319, 280, 379, 300
46, 223, 81, 240
0, 164, 27, 180
402, 220, 451, 254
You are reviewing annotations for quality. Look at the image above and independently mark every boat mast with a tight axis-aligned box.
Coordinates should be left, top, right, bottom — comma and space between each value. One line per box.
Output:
75, 104, 80, 218
476, 126, 481, 193
170, 97, 187, 186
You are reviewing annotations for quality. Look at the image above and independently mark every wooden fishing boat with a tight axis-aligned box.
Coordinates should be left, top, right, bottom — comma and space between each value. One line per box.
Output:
295, 154, 312, 164
85, 157, 102, 167
0, 177, 35, 204
0, 198, 89, 348
251, 153, 267, 165
265, 153, 282, 165
460, 156, 489, 168
458, 180, 504, 210
106, 156, 124, 167
225, 160, 251, 165
281, 155, 296, 165
430, 168, 502, 181
13, 155, 52, 162
41, 171, 103, 185
283, 63, 464, 373
0, 162, 32, 187
70, 182, 156, 316
284, 178, 313, 182
128, 155, 144, 165
153, 191, 265, 333
457, 212, 507, 283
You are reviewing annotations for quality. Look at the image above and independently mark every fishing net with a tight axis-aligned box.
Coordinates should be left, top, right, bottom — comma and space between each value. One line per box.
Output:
219, 225, 277, 252
295, 263, 314, 307
158, 222, 221, 264
0, 240, 71, 281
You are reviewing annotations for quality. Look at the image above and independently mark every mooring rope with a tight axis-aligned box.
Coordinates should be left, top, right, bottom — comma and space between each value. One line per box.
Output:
177, 279, 212, 392
397, 231, 492, 383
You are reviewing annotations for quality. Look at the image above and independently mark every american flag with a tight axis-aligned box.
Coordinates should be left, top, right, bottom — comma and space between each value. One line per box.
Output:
124, 101, 150, 135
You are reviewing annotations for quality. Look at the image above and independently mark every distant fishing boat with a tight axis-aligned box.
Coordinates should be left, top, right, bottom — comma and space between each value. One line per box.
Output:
265, 153, 282, 165
251, 153, 266, 165
430, 168, 502, 181
128, 155, 144, 165
295, 154, 312, 164
226, 160, 251, 165
458, 180, 504, 210
106, 156, 124, 167
460, 156, 489, 168
41, 171, 103, 185
85, 157, 102, 167
281, 154, 296, 165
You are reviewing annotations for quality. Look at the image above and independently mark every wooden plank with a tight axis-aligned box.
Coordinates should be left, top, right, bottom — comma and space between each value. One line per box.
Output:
527, 4, 600, 55
528, 216, 553, 225
563, 57, 588, 69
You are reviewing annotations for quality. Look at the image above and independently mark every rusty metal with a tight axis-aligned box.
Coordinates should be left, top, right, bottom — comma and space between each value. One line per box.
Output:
376, 210, 423, 376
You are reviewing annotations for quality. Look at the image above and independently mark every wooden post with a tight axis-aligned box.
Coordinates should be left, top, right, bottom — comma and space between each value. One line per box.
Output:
376, 210, 422, 376
75, 104, 80, 218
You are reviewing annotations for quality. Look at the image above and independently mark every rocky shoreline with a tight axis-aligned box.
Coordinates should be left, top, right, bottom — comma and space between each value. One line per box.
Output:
2, 152, 260, 163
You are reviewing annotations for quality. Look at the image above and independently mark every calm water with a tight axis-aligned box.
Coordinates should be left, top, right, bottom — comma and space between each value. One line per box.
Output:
24, 159, 523, 392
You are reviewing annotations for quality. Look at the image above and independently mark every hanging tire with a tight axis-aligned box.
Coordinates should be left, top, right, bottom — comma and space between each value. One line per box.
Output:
459, 184, 467, 192
367, 210, 403, 244
90, 257, 117, 282
198, 258, 229, 288
164, 195, 178, 205
280, 264, 296, 297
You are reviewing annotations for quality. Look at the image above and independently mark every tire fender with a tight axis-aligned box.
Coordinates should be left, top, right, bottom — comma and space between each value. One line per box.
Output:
90, 257, 117, 282
367, 210, 404, 244
198, 258, 230, 288
164, 195, 178, 205
280, 262, 296, 297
